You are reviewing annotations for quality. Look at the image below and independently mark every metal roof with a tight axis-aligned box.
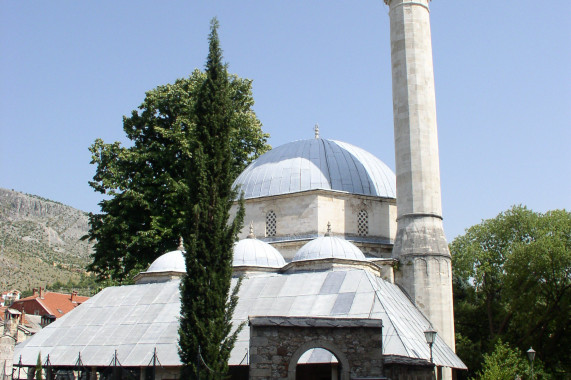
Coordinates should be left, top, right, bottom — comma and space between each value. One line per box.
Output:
233, 139, 396, 199
14, 268, 465, 370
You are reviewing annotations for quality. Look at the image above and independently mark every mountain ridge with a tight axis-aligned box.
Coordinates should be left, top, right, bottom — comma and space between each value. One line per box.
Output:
0, 188, 94, 291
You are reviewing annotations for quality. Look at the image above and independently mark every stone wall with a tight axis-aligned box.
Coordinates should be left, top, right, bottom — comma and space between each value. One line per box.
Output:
248, 317, 383, 380
0, 334, 16, 378
317, 192, 395, 243
231, 190, 396, 261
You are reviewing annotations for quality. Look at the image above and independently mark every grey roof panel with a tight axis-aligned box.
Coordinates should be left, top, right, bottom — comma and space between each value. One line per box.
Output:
349, 291, 375, 316
258, 275, 287, 297
309, 294, 337, 316
338, 270, 364, 293
330, 292, 355, 315
271, 296, 295, 316
319, 271, 346, 295
123, 324, 149, 345
287, 294, 317, 315
249, 296, 276, 316
124, 304, 149, 324
139, 323, 168, 345
124, 343, 155, 366
158, 323, 179, 344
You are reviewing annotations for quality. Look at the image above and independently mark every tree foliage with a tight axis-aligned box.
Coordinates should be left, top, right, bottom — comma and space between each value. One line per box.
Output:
476, 340, 550, 380
451, 206, 571, 377
86, 48, 269, 283
177, 19, 245, 379
35, 353, 42, 380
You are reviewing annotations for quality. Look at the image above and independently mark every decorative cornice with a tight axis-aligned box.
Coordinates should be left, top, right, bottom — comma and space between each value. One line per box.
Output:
384, 0, 430, 12
396, 212, 443, 222
249, 316, 383, 328
235, 187, 397, 203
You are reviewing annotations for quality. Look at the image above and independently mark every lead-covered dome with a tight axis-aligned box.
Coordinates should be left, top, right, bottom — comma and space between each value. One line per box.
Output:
233, 237, 286, 268
134, 248, 186, 284
233, 138, 396, 199
293, 236, 366, 262
145, 250, 186, 273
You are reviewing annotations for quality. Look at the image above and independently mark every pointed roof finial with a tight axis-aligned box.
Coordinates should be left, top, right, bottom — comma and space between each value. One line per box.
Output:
247, 221, 255, 239
177, 237, 184, 251
325, 221, 331, 236
314, 123, 320, 139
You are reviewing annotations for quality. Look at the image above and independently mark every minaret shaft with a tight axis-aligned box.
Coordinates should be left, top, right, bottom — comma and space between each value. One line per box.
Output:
386, 0, 456, 360
390, 0, 442, 218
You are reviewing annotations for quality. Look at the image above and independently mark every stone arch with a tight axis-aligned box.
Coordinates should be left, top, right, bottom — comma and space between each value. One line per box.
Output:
287, 340, 350, 380
414, 257, 428, 276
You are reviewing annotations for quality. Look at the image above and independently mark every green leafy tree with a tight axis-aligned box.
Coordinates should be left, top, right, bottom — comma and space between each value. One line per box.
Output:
476, 340, 551, 380
177, 19, 245, 379
86, 50, 269, 283
451, 206, 571, 377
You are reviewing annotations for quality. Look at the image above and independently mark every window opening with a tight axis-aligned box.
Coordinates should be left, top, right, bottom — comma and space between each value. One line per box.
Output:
358, 210, 368, 237
266, 211, 277, 237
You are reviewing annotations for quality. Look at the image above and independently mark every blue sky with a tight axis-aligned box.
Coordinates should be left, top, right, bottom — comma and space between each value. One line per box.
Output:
1, 1, 569, 240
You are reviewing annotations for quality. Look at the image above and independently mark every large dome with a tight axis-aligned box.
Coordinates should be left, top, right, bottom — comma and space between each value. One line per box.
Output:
233, 138, 396, 199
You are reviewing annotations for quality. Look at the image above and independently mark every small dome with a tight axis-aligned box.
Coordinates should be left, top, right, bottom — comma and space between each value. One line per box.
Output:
233, 238, 286, 268
146, 250, 186, 273
233, 138, 396, 199
293, 236, 366, 262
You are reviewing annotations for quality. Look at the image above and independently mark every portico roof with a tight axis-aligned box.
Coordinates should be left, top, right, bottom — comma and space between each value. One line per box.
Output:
14, 267, 465, 370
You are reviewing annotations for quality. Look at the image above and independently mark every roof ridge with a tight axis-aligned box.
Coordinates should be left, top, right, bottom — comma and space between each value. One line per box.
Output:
364, 271, 412, 358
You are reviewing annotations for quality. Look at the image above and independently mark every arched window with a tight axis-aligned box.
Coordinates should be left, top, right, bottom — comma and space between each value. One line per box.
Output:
266, 210, 277, 237
358, 209, 368, 237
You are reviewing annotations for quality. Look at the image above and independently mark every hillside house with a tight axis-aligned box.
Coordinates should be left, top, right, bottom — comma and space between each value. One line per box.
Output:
10, 288, 88, 320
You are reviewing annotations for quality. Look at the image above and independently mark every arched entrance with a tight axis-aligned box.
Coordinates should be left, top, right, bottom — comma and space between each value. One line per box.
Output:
295, 347, 340, 380
286, 340, 350, 380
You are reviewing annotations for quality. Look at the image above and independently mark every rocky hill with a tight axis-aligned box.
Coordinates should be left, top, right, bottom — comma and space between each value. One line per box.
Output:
0, 188, 94, 291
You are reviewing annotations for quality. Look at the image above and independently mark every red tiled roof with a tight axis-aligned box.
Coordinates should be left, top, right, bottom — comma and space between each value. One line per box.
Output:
11, 291, 89, 318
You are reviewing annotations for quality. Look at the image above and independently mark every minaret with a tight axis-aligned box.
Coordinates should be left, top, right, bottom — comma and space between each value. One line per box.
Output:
385, 0, 456, 360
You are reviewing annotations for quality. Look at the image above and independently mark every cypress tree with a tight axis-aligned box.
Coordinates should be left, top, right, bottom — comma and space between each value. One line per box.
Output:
178, 18, 245, 379
35, 353, 43, 380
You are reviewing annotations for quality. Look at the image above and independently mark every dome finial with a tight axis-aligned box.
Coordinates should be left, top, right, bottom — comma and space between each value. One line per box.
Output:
247, 221, 255, 239
325, 221, 332, 236
314, 123, 320, 139
177, 237, 184, 251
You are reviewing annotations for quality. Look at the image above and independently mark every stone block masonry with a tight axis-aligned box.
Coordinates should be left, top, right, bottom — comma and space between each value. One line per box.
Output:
248, 316, 383, 380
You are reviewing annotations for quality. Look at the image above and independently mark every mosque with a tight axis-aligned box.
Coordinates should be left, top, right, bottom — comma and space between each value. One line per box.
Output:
12, 0, 466, 379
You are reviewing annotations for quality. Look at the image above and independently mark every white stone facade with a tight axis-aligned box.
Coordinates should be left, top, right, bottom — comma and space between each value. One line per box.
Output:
232, 189, 396, 261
